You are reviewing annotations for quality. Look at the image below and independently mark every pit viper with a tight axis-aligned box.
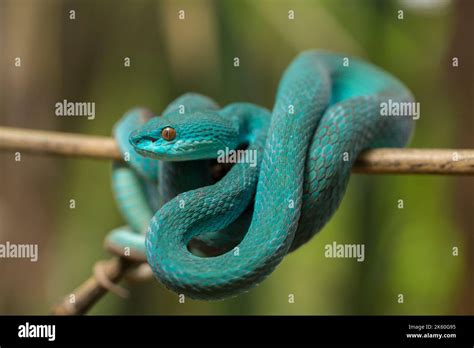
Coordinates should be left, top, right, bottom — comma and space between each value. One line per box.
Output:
105, 50, 414, 300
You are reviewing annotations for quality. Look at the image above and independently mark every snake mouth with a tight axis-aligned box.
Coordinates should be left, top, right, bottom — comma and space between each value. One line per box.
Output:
133, 145, 176, 160
129, 133, 170, 158
134, 147, 159, 158
131, 131, 222, 160
140, 135, 159, 143
130, 134, 159, 147
130, 139, 190, 161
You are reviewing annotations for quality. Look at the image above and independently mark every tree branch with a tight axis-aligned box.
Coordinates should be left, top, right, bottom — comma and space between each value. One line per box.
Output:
51, 257, 138, 315
1, 126, 473, 174
2, 124, 469, 315
0, 126, 121, 160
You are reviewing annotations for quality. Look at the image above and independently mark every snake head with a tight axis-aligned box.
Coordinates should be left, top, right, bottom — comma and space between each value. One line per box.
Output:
129, 111, 239, 161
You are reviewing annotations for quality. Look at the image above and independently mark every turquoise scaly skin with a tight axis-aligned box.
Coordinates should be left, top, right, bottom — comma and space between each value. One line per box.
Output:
106, 94, 255, 259
112, 50, 414, 300
106, 108, 158, 260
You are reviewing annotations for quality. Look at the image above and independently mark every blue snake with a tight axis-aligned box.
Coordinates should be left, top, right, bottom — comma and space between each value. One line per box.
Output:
105, 51, 414, 300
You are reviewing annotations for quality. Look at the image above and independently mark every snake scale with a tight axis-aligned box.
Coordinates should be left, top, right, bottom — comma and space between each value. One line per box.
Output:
105, 51, 414, 300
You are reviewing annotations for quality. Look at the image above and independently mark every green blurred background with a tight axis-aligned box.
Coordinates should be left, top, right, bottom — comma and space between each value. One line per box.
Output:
0, 0, 472, 315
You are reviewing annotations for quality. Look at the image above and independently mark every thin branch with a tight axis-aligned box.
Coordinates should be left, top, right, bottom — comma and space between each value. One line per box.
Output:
3, 124, 469, 315
353, 148, 474, 175
0, 126, 121, 160
1, 126, 473, 174
51, 257, 138, 315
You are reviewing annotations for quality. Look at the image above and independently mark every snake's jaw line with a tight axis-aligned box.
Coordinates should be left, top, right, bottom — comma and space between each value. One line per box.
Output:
131, 135, 228, 161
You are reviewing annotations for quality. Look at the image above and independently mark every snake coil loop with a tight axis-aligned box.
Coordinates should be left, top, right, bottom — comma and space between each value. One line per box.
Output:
106, 50, 414, 300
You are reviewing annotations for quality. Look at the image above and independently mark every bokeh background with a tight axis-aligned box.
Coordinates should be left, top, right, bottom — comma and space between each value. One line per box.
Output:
0, 0, 472, 315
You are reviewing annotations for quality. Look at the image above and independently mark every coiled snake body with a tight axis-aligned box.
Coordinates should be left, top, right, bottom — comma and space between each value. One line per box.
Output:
106, 51, 414, 300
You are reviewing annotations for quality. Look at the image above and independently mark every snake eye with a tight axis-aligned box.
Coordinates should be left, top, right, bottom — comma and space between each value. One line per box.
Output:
161, 127, 176, 141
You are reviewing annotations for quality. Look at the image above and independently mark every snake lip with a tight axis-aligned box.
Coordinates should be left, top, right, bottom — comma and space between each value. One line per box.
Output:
141, 135, 158, 143
133, 143, 182, 160
134, 146, 162, 159
130, 134, 158, 147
